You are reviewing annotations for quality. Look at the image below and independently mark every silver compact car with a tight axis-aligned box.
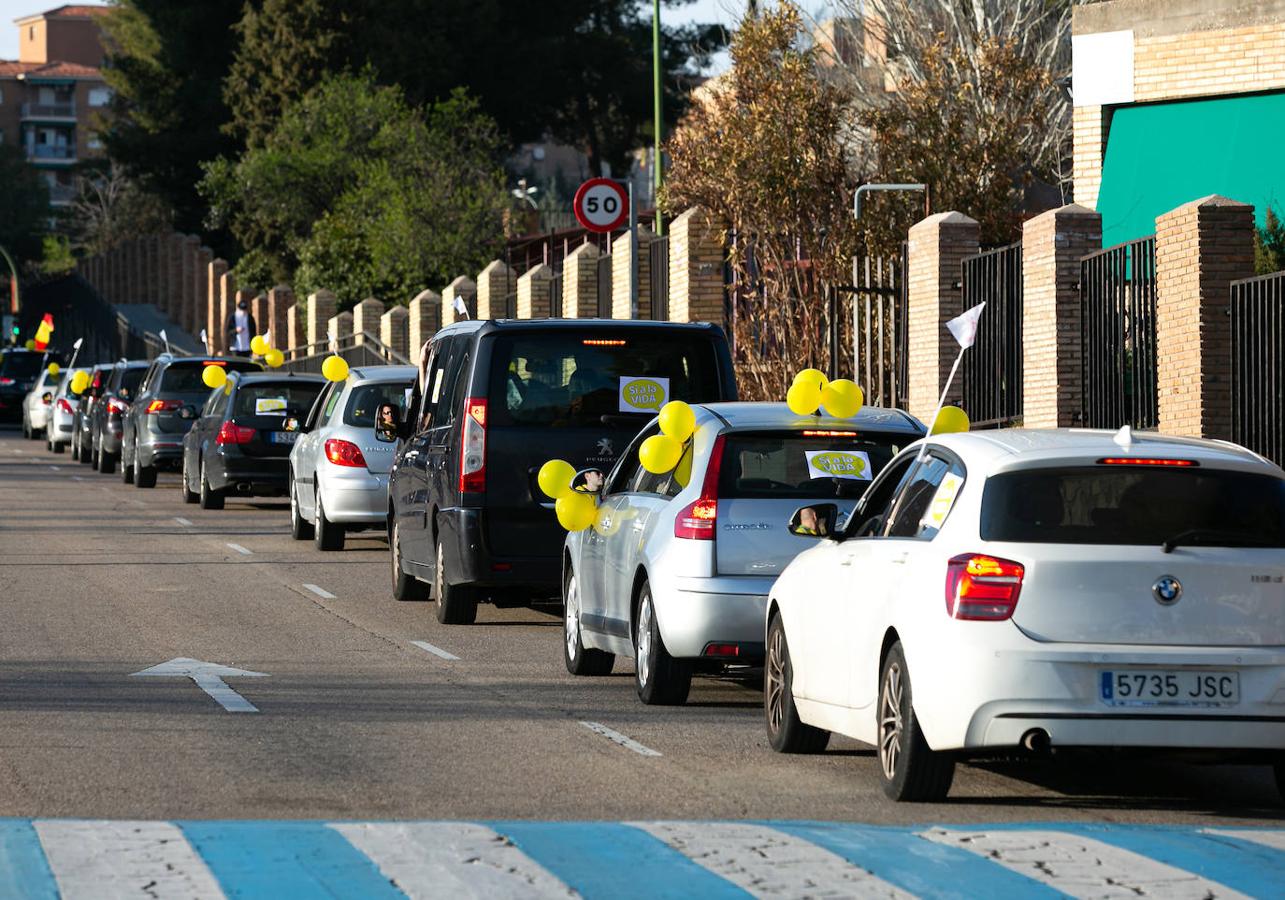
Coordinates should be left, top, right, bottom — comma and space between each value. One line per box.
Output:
289, 365, 416, 551
562, 401, 925, 705
45, 368, 89, 454
20, 367, 60, 440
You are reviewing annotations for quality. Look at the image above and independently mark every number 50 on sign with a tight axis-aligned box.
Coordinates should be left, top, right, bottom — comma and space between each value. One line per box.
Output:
573, 178, 630, 233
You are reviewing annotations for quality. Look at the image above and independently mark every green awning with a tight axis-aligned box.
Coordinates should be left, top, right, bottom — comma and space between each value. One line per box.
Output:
1096, 91, 1285, 246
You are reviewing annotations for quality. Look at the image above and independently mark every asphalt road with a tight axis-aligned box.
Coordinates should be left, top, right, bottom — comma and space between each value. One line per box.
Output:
0, 423, 1280, 827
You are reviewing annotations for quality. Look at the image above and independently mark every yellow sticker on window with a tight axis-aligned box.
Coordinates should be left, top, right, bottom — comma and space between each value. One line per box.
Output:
619, 376, 669, 413
922, 472, 964, 530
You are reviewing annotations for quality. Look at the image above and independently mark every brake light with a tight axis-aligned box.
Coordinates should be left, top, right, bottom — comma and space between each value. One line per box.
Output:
92, 372, 103, 388
459, 397, 487, 493
56, 398, 74, 414
582, 339, 628, 346
0, 377, 13, 386
1098, 457, 1197, 467
146, 399, 181, 414
802, 430, 858, 437
107, 398, 128, 415
325, 438, 367, 467
675, 434, 725, 540
216, 422, 256, 445
945, 554, 1024, 620
704, 643, 740, 657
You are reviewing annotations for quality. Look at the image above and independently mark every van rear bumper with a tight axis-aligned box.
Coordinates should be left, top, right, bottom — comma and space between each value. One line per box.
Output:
440, 506, 560, 594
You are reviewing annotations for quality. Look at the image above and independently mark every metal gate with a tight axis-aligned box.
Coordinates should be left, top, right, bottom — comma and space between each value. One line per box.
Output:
849, 250, 907, 411
1230, 271, 1285, 466
959, 241, 1023, 429
1079, 236, 1158, 429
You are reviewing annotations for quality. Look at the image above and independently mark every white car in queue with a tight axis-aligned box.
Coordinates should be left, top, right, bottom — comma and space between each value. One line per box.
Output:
562, 401, 925, 705
765, 428, 1285, 803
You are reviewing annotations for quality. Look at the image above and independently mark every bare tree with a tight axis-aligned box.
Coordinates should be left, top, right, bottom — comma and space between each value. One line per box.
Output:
68, 163, 173, 256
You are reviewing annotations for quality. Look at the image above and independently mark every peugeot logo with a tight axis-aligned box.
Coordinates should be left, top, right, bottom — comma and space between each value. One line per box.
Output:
1153, 575, 1183, 606
596, 438, 614, 456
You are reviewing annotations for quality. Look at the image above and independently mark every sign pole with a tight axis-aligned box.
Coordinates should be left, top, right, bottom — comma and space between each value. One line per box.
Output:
653, 0, 663, 237
0, 245, 19, 317
629, 180, 639, 319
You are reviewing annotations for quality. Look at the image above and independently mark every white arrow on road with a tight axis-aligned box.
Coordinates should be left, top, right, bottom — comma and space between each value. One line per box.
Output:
131, 657, 268, 713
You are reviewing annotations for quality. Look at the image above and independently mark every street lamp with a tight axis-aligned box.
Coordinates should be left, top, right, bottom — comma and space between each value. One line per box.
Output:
511, 179, 539, 209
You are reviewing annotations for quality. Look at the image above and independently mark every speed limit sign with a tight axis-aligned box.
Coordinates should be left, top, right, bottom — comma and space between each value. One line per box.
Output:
573, 178, 629, 233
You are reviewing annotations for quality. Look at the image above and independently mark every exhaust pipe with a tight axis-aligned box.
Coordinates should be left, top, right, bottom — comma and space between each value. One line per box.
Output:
1021, 728, 1051, 755
236, 483, 252, 493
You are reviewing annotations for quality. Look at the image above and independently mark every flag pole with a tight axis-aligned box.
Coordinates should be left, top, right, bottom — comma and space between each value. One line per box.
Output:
917, 347, 965, 463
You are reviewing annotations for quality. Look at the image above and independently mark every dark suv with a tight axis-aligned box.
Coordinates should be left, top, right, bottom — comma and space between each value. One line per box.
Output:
88, 359, 150, 474
121, 355, 261, 487
0, 348, 62, 423
387, 319, 736, 624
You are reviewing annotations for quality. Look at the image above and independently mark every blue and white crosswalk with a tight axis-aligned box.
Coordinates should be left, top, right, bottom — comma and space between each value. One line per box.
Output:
0, 819, 1281, 898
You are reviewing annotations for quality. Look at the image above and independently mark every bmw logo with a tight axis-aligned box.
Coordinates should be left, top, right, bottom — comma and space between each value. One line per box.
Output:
1153, 575, 1183, 606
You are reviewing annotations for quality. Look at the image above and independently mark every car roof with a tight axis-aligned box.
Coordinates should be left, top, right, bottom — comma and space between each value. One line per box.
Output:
117, 359, 151, 369
432, 318, 726, 341
230, 371, 326, 386
697, 401, 925, 435
348, 364, 417, 383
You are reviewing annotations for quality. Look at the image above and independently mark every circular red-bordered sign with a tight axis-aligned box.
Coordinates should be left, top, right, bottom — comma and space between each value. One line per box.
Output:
573, 178, 630, 233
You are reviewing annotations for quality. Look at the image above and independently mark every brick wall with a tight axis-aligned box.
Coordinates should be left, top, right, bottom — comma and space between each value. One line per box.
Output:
611, 225, 655, 319
668, 207, 726, 327
476, 260, 515, 319
516, 264, 554, 319
408, 289, 441, 356
561, 243, 600, 319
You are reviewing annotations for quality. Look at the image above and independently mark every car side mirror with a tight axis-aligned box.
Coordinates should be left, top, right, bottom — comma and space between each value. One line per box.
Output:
789, 503, 839, 539
572, 467, 605, 496
374, 402, 399, 443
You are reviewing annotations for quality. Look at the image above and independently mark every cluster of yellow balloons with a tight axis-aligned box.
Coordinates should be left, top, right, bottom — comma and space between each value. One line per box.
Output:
538, 458, 597, 531
202, 364, 228, 389
929, 406, 970, 435
70, 371, 91, 395
250, 334, 285, 368
786, 369, 864, 418
322, 355, 350, 382
639, 400, 696, 475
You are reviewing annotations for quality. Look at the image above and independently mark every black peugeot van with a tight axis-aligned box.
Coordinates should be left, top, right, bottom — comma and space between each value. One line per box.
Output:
386, 319, 736, 624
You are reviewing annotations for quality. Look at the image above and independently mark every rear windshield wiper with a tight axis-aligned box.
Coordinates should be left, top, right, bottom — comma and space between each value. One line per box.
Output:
1161, 528, 1279, 553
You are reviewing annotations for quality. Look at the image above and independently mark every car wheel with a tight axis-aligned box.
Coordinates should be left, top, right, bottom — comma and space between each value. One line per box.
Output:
71, 437, 80, 461
198, 459, 224, 510
634, 581, 691, 706
134, 452, 156, 488
180, 455, 199, 504
434, 536, 477, 624
289, 476, 314, 540
313, 491, 344, 551
99, 446, 116, 475
51, 437, 64, 454
765, 612, 830, 753
878, 642, 955, 802
90, 440, 101, 472
21, 418, 30, 440
564, 567, 613, 676
390, 519, 429, 601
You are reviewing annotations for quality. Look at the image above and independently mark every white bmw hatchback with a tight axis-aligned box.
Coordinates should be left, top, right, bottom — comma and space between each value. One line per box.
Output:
765, 428, 1285, 802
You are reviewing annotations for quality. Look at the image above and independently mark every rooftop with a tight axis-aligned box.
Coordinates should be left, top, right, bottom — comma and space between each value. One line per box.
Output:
0, 59, 101, 78
14, 5, 111, 26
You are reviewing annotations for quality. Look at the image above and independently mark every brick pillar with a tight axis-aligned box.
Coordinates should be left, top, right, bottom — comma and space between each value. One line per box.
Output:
247, 292, 266, 349
476, 260, 516, 319
217, 273, 238, 356
1021, 204, 1102, 429
195, 248, 212, 350
327, 311, 353, 350
207, 259, 228, 355
267, 285, 292, 352
442, 276, 476, 327
380, 305, 410, 359
306, 289, 338, 350
352, 297, 385, 345
180, 236, 198, 334
560, 243, 600, 319
408, 289, 441, 356
905, 211, 980, 425
516, 264, 555, 318
1155, 195, 1255, 440
285, 304, 302, 359
612, 224, 656, 319
1072, 105, 1109, 211
668, 206, 726, 326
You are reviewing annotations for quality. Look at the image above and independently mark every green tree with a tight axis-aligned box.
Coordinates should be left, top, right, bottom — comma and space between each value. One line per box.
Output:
0, 143, 51, 267
1255, 206, 1285, 275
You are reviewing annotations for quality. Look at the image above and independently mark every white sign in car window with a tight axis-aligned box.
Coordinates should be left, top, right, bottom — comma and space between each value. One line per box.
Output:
805, 449, 872, 481
619, 376, 669, 413
255, 397, 287, 415
921, 472, 964, 531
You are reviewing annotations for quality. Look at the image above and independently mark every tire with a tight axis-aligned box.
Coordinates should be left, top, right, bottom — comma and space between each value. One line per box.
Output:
765, 612, 830, 753
634, 581, 691, 705
90, 439, 101, 472
878, 642, 955, 802
434, 536, 477, 625
198, 459, 224, 510
71, 437, 80, 461
1275, 758, 1284, 804
51, 439, 64, 454
21, 419, 30, 440
563, 567, 614, 676
79, 437, 93, 466
289, 476, 314, 540
390, 519, 429, 601
180, 455, 199, 504
99, 447, 116, 475
134, 452, 156, 488
313, 491, 344, 551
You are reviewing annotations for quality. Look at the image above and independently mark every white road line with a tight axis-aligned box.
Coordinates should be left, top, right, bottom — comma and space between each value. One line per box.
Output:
921, 829, 1248, 900
303, 583, 336, 599
410, 640, 460, 661
579, 721, 662, 757
226, 542, 252, 555
175, 517, 193, 526
1208, 829, 1285, 852
332, 822, 575, 900
72, 475, 84, 482
48, 465, 60, 471
633, 822, 912, 899
34, 820, 226, 900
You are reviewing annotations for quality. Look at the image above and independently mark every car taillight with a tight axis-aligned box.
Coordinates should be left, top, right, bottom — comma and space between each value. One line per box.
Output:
217, 422, 256, 445
674, 434, 725, 540
0, 377, 13, 386
107, 398, 128, 415
459, 397, 487, 493
945, 554, 1024, 621
325, 438, 367, 467
146, 399, 181, 414
56, 398, 74, 414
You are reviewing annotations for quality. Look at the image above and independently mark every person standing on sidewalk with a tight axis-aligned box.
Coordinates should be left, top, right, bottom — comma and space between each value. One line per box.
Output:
225, 299, 255, 357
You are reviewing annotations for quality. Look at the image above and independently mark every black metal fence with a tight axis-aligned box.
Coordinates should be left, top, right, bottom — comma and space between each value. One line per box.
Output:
960, 241, 1023, 428
1079, 236, 1158, 429
1230, 271, 1285, 466
849, 252, 907, 410
649, 237, 670, 321
596, 255, 613, 318
547, 273, 562, 318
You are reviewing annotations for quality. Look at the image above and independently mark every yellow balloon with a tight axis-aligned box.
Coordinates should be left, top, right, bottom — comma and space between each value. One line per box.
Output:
70, 371, 90, 394
793, 368, 829, 392
639, 434, 683, 474
786, 381, 822, 416
24, 340, 35, 351
673, 442, 693, 488
263, 348, 285, 368
250, 335, 270, 356
821, 379, 864, 418
537, 459, 577, 500
930, 405, 970, 435
555, 491, 597, 531
202, 364, 227, 388
47, 363, 61, 378
322, 355, 350, 382
658, 400, 696, 442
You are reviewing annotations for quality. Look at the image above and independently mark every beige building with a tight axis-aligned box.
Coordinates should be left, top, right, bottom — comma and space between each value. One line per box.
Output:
0, 4, 110, 206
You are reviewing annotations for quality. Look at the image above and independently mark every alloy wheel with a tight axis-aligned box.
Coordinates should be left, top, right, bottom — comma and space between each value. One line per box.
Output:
879, 661, 905, 780
565, 574, 580, 661
766, 624, 786, 735
636, 595, 653, 688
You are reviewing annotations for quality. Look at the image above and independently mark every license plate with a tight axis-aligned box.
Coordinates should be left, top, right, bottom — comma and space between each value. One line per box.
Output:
270, 432, 298, 445
1100, 670, 1239, 707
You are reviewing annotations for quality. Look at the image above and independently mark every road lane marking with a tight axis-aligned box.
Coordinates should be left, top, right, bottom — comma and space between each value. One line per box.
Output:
48, 465, 60, 471
131, 657, 268, 713
632, 822, 913, 899
226, 542, 252, 555
921, 829, 1248, 899
410, 640, 459, 661
175, 517, 193, 526
579, 721, 661, 757
332, 822, 576, 899
303, 583, 336, 599
1209, 829, 1285, 852
34, 820, 226, 899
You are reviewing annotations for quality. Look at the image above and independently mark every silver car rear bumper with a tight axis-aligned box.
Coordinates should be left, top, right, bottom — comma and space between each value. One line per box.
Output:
318, 466, 389, 524
652, 573, 778, 660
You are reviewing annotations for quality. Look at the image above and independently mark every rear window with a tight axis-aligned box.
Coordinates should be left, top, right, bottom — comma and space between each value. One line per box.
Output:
718, 431, 905, 500
118, 367, 147, 397
159, 360, 259, 393
345, 380, 412, 427
487, 332, 723, 428
232, 381, 324, 418
0, 353, 45, 379
981, 466, 1285, 547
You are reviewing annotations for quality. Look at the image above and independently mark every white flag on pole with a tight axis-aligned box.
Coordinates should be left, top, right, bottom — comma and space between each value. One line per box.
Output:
453, 295, 469, 319
200, 328, 209, 348
159, 329, 167, 343
72, 337, 83, 350
946, 302, 985, 349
